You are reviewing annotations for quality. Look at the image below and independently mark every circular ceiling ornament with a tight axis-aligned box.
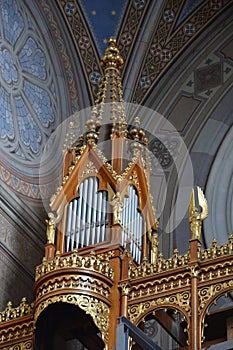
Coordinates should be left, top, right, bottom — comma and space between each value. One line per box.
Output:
0, 0, 59, 163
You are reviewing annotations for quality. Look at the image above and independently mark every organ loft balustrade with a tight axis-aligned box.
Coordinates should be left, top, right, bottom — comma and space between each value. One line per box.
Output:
0, 39, 232, 350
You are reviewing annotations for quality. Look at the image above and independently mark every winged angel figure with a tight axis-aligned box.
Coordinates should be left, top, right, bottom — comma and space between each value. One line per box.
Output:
189, 187, 208, 240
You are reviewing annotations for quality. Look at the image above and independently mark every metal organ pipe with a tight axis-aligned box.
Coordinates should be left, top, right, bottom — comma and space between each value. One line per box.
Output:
91, 179, 98, 245
134, 189, 139, 260
130, 186, 135, 258
96, 191, 103, 243
138, 215, 143, 263
86, 177, 93, 246
80, 178, 88, 247
66, 201, 73, 251
121, 185, 143, 263
133, 190, 138, 261
75, 181, 83, 248
101, 191, 107, 241
122, 195, 128, 246
70, 199, 77, 251
65, 176, 108, 252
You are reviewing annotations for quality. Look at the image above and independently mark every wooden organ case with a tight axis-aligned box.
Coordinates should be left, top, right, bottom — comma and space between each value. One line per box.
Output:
0, 39, 233, 350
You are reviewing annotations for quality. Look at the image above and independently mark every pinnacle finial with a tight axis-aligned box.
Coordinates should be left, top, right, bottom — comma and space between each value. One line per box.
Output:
101, 38, 124, 71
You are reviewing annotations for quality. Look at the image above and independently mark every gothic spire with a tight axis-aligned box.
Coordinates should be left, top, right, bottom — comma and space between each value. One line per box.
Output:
91, 38, 127, 138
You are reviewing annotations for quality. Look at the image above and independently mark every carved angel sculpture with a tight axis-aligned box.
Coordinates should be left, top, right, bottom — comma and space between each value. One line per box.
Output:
189, 186, 208, 240
111, 192, 124, 225
46, 212, 56, 245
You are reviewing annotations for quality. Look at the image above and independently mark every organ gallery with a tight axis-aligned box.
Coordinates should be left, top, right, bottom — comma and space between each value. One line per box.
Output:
0, 39, 233, 350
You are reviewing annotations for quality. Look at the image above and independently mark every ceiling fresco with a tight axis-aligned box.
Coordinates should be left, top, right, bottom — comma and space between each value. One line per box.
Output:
78, 0, 129, 55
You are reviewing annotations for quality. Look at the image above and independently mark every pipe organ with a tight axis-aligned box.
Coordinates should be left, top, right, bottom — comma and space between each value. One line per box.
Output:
65, 177, 143, 263
65, 177, 108, 251
0, 38, 232, 350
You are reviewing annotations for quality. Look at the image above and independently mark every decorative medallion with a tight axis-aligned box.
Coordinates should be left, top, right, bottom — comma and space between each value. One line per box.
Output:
0, 0, 58, 161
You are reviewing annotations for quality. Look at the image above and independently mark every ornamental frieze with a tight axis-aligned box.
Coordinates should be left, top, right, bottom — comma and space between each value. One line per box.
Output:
0, 321, 33, 345
0, 299, 33, 324
1, 340, 33, 350
129, 248, 190, 279
129, 273, 191, 301
35, 250, 114, 281
199, 260, 233, 283
35, 274, 111, 304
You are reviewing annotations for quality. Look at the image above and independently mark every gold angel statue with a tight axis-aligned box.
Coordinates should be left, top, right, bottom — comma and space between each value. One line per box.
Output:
45, 212, 56, 245
147, 214, 159, 263
111, 192, 124, 225
189, 186, 208, 240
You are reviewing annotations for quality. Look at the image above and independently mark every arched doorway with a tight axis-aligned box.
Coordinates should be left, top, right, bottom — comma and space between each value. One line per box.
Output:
34, 302, 105, 350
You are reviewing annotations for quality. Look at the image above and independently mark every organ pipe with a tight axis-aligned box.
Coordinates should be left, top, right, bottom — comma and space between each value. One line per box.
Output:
101, 191, 107, 241
75, 182, 83, 248
80, 179, 88, 247
70, 199, 77, 251
65, 177, 109, 252
65, 178, 142, 260
121, 185, 143, 263
66, 201, 73, 251
91, 179, 98, 245
86, 177, 93, 246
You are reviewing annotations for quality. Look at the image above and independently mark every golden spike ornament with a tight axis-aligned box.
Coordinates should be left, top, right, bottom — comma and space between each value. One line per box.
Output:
189, 186, 208, 240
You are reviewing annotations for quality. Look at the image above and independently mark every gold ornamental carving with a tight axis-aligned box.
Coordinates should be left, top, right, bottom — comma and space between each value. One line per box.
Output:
188, 265, 199, 278
34, 294, 109, 344
129, 249, 189, 279
79, 161, 98, 181
128, 291, 191, 323
111, 192, 124, 225
35, 250, 114, 281
0, 298, 33, 323
150, 233, 159, 264
0, 321, 33, 344
129, 274, 191, 301
199, 280, 233, 310
199, 261, 233, 283
189, 187, 208, 240
119, 283, 131, 296
1, 340, 33, 350
45, 212, 56, 244
199, 234, 233, 261
35, 274, 111, 302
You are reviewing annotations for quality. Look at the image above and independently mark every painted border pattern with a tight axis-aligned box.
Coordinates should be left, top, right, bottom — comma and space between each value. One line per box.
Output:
131, 0, 232, 104
56, 0, 103, 103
